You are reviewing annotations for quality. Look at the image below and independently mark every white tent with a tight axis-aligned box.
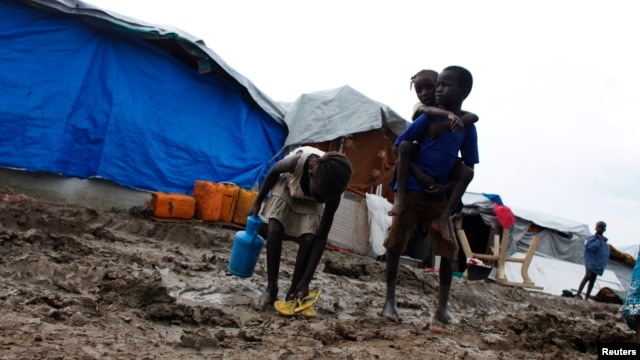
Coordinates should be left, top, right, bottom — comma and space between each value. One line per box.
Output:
620, 244, 639, 260
461, 192, 590, 264
503, 252, 625, 296
462, 192, 632, 294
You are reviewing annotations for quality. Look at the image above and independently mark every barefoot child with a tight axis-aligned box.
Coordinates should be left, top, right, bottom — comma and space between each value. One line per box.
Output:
389, 69, 478, 242
576, 221, 610, 300
382, 66, 479, 324
250, 147, 352, 312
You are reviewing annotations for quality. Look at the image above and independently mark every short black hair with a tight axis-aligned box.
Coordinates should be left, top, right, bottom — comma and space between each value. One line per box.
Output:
443, 65, 473, 96
310, 152, 352, 197
410, 69, 438, 90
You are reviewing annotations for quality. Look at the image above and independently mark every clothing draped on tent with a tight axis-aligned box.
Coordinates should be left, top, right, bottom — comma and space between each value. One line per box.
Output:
482, 193, 516, 229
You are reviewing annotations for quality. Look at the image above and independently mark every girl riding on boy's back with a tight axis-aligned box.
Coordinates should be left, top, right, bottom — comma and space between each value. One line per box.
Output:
383, 66, 479, 324
390, 69, 478, 242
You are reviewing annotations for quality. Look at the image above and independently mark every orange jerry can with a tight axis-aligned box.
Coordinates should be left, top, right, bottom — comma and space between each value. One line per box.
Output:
218, 182, 239, 223
232, 188, 258, 225
150, 192, 195, 220
193, 180, 224, 221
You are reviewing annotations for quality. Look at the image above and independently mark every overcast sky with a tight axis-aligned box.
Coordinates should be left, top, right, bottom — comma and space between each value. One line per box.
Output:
87, 0, 640, 249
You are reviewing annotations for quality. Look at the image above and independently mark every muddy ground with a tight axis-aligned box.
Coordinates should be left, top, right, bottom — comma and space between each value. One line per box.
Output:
0, 184, 634, 359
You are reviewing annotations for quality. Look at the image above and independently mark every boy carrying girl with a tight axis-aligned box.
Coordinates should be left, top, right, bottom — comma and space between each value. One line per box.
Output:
382, 65, 479, 324
389, 69, 478, 242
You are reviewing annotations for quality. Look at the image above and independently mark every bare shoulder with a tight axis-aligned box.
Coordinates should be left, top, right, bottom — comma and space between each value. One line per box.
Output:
272, 154, 299, 174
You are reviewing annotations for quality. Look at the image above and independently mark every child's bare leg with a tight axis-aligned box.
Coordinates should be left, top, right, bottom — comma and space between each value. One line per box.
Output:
430, 218, 453, 243
427, 185, 453, 242
252, 220, 284, 311
585, 273, 597, 301
575, 272, 589, 298
435, 257, 458, 324
436, 258, 457, 324
382, 251, 402, 322
431, 163, 473, 242
389, 189, 406, 216
389, 141, 416, 216
286, 234, 314, 300
411, 163, 437, 191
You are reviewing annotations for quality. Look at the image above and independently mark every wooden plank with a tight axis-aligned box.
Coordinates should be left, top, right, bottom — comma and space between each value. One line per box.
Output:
496, 228, 510, 282
496, 279, 544, 290
520, 235, 541, 286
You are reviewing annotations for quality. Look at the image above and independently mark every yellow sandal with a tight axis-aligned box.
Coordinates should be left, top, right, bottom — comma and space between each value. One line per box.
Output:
274, 288, 321, 317
298, 306, 316, 318
273, 299, 297, 316
294, 288, 321, 313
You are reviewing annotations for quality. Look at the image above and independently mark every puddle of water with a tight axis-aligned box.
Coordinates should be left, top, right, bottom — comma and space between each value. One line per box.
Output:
159, 266, 262, 308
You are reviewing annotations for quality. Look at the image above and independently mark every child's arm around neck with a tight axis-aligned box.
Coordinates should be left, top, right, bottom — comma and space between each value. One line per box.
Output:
414, 105, 478, 137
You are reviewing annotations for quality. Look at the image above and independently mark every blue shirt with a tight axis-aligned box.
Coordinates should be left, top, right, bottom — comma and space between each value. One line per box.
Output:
394, 113, 479, 192
584, 234, 610, 276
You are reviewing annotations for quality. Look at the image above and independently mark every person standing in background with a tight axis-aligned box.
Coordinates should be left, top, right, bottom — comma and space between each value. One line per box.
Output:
575, 221, 610, 300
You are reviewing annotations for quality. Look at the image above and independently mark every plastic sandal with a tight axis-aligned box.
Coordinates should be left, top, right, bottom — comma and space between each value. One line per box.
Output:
294, 288, 321, 313
274, 299, 297, 316
298, 306, 316, 318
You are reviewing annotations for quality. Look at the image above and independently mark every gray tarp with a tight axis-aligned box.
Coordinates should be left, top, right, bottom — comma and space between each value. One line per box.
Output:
283, 85, 408, 147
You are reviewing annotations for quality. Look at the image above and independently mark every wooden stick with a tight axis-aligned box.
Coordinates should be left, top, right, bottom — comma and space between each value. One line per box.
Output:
496, 227, 510, 282
521, 235, 541, 286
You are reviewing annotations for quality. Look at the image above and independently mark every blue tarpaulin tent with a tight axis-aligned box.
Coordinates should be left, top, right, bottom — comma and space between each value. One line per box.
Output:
0, 0, 287, 194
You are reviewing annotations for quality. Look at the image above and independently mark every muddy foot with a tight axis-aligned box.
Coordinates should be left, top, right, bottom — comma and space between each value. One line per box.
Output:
430, 218, 453, 242
435, 309, 458, 325
388, 202, 406, 216
387, 203, 407, 216
251, 292, 276, 311
381, 301, 403, 323
286, 284, 310, 302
